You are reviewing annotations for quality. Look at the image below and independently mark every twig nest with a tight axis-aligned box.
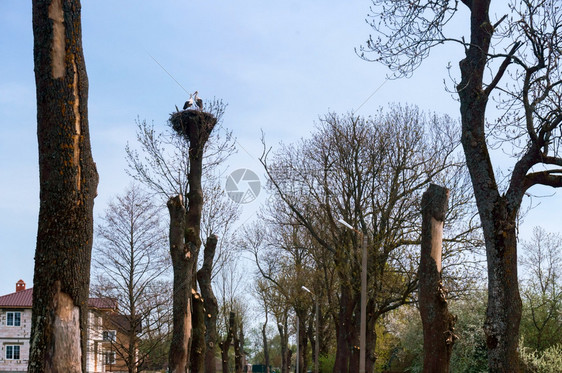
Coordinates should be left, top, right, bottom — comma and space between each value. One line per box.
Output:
169, 109, 217, 149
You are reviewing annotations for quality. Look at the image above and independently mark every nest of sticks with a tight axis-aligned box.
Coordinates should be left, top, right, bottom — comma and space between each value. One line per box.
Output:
169, 109, 217, 149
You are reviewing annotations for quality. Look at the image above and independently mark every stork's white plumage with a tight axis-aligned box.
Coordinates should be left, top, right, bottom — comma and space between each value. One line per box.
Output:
194, 91, 203, 110
183, 93, 194, 110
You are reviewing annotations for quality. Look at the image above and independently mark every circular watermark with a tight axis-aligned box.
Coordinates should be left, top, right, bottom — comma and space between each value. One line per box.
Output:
225, 168, 261, 204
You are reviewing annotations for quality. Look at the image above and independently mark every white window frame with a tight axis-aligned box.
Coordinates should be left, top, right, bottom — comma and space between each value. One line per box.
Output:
102, 330, 116, 342
6, 311, 21, 327
104, 351, 116, 365
5, 345, 21, 360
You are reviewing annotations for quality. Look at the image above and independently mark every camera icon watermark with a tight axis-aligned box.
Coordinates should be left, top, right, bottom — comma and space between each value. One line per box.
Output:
225, 168, 261, 204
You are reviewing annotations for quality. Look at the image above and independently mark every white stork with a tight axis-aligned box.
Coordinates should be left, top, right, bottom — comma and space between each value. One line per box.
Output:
194, 91, 203, 110
183, 93, 194, 110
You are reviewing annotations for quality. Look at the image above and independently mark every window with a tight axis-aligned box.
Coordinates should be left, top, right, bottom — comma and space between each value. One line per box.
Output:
6, 312, 21, 327
102, 330, 116, 342
104, 351, 116, 365
5, 345, 20, 360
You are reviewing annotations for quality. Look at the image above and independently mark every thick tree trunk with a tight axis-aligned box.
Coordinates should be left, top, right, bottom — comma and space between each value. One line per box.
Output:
197, 235, 219, 373
458, 2, 523, 371
277, 321, 290, 373
29, 1, 98, 372
333, 283, 358, 373
220, 311, 235, 373
167, 196, 191, 373
419, 184, 456, 372
190, 291, 206, 373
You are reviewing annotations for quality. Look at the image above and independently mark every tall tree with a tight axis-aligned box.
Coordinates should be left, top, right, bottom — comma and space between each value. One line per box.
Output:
361, 0, 562, 370
91, 184, 171, 373
29, 1, 98, 372
259, 108, 477, 372
126, 102, 237, 372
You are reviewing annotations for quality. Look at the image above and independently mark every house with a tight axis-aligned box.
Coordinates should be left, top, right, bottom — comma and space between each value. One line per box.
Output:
0, 280, 128, 373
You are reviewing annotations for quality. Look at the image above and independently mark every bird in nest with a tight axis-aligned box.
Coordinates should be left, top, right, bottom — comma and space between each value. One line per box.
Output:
183, 93, 194, 110
194, 91, 203, 110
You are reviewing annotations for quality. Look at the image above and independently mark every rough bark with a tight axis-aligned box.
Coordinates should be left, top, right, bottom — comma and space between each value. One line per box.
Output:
167, 195, 190, 373
419, 184, 456, 372
219, 311, 235, 373
29, 0, 98, 372
167, 109, 218, 373
458, 2, 522, 370
190, 291, 206, 373
197, 235, 219, 373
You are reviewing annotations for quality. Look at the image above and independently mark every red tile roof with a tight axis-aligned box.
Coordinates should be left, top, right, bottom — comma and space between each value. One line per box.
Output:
0, 288, 33, 308
0, 288, 117, 310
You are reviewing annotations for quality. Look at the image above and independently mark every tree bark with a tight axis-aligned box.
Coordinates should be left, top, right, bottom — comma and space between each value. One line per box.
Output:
220, 311, 235, 373
262, 312, 270, 373
190, 291, 206, 373
167, 110, 218, 373
197, 235, 219, 373
234, 319, 243, 373
29, 1, 98, 372
167, 195, 191, 373
419, 184, 456, 372
458, 2, 523, 371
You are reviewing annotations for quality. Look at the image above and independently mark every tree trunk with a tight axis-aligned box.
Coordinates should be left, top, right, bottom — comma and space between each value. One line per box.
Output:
458, 2, 523, 371
220, 311, 235, 373
234, 319, 243, 373
167, 196, 191, 373
277, 320, 290, 373
197, 235, 219, 373
29, 1, 98, 372
262, 313, 270, 373
190, 291, 206, 373
333, 283, 358, 373
419, 184, 456, 372
167, 110, 218, 373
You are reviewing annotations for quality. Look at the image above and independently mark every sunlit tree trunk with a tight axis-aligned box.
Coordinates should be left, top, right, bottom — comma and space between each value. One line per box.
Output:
419, 184, 456, 372
29, 0, 98, 372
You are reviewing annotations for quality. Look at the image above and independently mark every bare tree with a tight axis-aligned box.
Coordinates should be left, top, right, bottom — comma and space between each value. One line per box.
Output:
519, 227, 562, 351
91, 185, 171, 373
259, 108, 478, 372
361, 1, 562, 370
29, 1, 99, 372
126, 100, 237, 372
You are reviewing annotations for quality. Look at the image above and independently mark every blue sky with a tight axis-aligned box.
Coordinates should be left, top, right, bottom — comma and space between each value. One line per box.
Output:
1, 1, 561, 296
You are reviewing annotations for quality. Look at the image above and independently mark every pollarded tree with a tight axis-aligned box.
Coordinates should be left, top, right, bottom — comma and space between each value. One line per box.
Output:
361, 1, 562, 370
260, 107, 479, 372
91, 184, 171, 373
126, 101, 238, 372
29, 1, 99, 372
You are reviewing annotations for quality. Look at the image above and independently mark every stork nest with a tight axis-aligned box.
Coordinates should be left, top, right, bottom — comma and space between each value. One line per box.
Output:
169, 109, 217, 149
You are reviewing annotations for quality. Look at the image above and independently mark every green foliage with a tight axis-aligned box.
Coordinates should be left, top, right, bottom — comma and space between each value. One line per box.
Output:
520, 341, 562, 373
319, 354, 335, 373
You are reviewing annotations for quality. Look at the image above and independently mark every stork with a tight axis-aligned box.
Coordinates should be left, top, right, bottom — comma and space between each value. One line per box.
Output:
194, 91, 203, 110
183, 93, 194, 110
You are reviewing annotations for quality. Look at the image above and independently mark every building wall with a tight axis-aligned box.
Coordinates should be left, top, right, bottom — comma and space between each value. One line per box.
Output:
0, 308, 31, 372
0, 309, 115, 373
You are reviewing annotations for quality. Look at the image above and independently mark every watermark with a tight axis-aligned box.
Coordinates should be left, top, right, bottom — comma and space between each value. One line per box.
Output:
225, 168, 261, 204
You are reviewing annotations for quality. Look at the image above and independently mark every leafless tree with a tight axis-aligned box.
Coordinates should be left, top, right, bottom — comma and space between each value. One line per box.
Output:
259, 107, 480, 372
360, 1, 562, 370
29, 1, 99, 372
91, 184, 171, 373
519, 227, 562, 351
126, 100, 238, 372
